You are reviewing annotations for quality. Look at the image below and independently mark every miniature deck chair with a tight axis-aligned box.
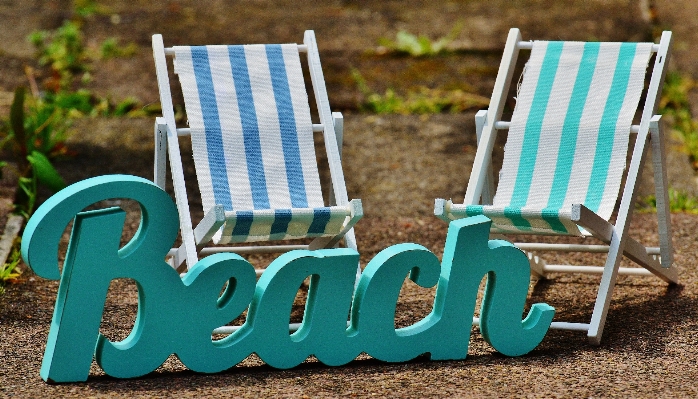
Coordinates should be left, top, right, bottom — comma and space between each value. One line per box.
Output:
152, 31, 362, 281
435, 28, 677, 345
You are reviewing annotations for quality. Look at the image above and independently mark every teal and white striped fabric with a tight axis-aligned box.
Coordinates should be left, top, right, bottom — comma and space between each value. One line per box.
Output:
446, 40, 654, 235
174, 44, 351, 244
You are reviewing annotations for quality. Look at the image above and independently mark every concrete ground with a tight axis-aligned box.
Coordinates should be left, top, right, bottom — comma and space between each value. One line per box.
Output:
1, 1, 698, 397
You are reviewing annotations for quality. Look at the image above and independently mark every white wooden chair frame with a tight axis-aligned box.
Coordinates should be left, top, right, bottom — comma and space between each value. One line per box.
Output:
152, 31, 361, 280
437, 28, 677, 345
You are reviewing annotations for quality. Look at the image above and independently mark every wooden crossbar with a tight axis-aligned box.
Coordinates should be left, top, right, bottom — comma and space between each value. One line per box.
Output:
163, 44, 308, 56
517, 41, 660, 53
493, 121, 641, 134
175, 124, 325, 136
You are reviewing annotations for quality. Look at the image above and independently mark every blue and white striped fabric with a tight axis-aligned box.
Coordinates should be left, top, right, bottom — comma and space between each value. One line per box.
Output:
447, 40, 654, 235
174, 44, 351, 244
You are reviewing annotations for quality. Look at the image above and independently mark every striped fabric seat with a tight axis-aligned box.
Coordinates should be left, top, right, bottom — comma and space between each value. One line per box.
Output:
443, 40, 654, 235
174, 44, 352, 244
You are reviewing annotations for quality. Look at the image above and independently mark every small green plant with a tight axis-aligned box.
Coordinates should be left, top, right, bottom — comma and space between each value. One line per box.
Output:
29, 20, 88, 92
352, 69, 488, 114
0, 243, 23, 297
659, 72, 698, 169
0, 246, 22, 288
638, 187, 698, 214
28, 17, 139, 117
100, 37, 138, 59
1, 87, 68, 217
74, 0, 101, 18
378, 22, 463, 57
7, 87, 70, 162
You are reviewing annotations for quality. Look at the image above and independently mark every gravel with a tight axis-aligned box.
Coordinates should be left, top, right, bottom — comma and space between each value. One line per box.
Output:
3, 205, 698, 397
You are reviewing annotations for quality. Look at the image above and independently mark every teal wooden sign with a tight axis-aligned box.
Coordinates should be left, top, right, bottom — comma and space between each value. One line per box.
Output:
21, 175, 554, 383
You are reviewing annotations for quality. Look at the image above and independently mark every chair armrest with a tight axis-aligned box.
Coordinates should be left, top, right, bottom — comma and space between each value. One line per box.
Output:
334, 198, 363, 242
308, 199, 362, 250
332, 111, 344, 155
154, 117, 168, 189
193, 205, 226, 247
475, 109, 488, 138
434, 198, 453, 223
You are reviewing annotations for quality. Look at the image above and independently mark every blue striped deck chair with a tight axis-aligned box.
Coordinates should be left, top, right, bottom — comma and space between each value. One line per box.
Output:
152, 31, 362, 279
435, 28, 677, 345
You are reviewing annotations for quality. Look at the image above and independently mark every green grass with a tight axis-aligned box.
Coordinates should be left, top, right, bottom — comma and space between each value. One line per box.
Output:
0, 245, 22, 296
659, 72, 698, 169
638, 187, 698, 214
351, 69, 489, 114
377, 22, 463, 57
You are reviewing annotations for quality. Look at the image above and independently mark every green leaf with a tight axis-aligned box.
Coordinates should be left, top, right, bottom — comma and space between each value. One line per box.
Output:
27, 151, 66, 192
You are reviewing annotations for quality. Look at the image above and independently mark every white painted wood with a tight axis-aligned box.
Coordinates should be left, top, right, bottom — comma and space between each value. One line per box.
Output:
155, 32, 360, 275
168, 244, 188, 270
328, 112, 361, 281
464, 28, 521, 206
571, 204, 614, 242
433, 199, 444, 221
328, 112, 343, 207
494, 121, 510, 130
549, 322, 590, 331
474, 110, 495, 205
622, 236, 677, 282
308, 199, 362, 250
573, 203, 676, 283
642, 33, 673, 148
587, 31, 674, 345
649, 115, 674, 268
193, 205, 226, 247
164, 44, 308, 56
199, 245, 308, 256
515, 242, 660, 255
153, 34, 199, 269
213, 323, 303, 335
516, 41, 659, 53
518, 243, 609, 253
448, 30, 677, 345
304, 31, 361, 272
473, 317, 590, 332
333, 112, 344, 160
527, 251, 547, 279
495, 121, 640, 134
172, 123, 322, 138
154, 119, 167, 190
305, 31, 349, 208
174, 125, 327, 135
543, 265, 653, 276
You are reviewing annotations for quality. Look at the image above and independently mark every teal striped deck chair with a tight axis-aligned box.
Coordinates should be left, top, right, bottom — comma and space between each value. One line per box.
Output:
435, 28, 677, 345
152, 31, 362, 278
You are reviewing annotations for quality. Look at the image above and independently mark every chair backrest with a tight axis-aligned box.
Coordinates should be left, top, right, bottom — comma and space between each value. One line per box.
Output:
493, 41, 654, 221
173, 43, 325, 213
